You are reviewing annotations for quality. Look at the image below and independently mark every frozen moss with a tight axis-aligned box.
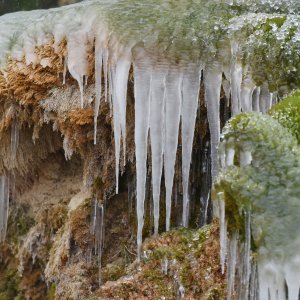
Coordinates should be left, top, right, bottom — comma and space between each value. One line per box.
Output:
215, 112, 300, 253
269, 91, 300, 143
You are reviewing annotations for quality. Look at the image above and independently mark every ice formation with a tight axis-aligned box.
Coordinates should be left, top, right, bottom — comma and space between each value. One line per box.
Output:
215, 112, 300, 300
0, 176, 9, 242
0, 1, 299, 293
90, 198, 105, 285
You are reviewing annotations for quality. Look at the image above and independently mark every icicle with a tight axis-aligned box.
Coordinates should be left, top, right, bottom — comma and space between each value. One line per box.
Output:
178, 283, 185, 300
284, 259, 300, 300
230, 62, 242, 115
222, 78, 231, 106
0, 176, 9, 242
94, 40, 102, 145
258, 260, 286, 300
250, 262, 258, 300
204, 62, 222, 179
63, 56, 67, 85
108, 64, 113, 117
149, 67, 167, 235
240, 211, 252, 299
164, 69, 182, 231
113, 50, 131, 164
161, 257, 168, 275
240, 150, 252, 167
110, 66, 120, 193
219, 196, 227, 274
203, 192, 210, 226
240, 75, 255, 112
111, 51, 131, 192
272, 92, 278, 105
269, 92, 274, 110
227, 231, 239, 300
134, 60, 151, 261
259, 85, 272, 113
66, 31, 89, 108
181, 65, 201, 227
226, 145, 235, 167
90, 199, 105, 286
230, 42, 242, 116
103, 48, 109, 103
252, 87, 261, 112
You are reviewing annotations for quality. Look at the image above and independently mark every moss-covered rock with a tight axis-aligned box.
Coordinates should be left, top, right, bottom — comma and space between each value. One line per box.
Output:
214, 111, 300, 255
269, 91, 300, 143
99, 221, 226, 299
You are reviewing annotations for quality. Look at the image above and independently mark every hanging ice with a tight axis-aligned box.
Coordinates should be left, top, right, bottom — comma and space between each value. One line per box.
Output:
66, 31, 89, 108
164, 69, 182, 231
0, 176, 9, 242
230, 43, 243, 116
93, 37, 103, 144
149, 67, 167, 235
181, 65, 202, 227
90, 199, 105, 286
204, 62, 222, 179
218, 197, 227, 275
252, 87, 261, 112
227, 231, 239, 300
240, 75, 255, 112
134, 59, 151, 261
111, 50, 131, 192
112, 50, 131, 164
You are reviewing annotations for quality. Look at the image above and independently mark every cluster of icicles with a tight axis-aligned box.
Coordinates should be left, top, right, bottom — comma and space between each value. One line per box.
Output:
0, 6, 283, 300
0, 20, 278, 259
217, 153, 300, 300
91, 46, 277, 261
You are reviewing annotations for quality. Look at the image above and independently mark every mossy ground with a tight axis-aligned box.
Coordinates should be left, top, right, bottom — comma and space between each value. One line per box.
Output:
99, 220, 226, 299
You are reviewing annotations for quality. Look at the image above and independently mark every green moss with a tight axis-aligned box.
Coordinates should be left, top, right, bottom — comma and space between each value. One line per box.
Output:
0, 270, 23, 300
269, 91, 300, 143
93, 177, 104, 190
6, 204, 35, 244
214, 112, 300, 254
260, 16, 287, 33
46, 283, 56, 300
102, 263, 127, 282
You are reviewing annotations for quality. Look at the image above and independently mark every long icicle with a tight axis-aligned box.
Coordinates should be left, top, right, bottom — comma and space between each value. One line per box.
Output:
110, 65, 121, 194
204, 62, 222, 179
0, 176, 9, 242
114, 50, 131, 164
181, 65, 201, 227
134, 60, 151, 261
111, 52, 131, 193
150, 67, 167, 235
164, 69, 182, 231
230, 42, 242, 116
94, 38, 102, 144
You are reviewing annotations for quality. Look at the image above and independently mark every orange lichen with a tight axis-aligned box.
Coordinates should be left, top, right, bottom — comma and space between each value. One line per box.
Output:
67, 107, 94, 126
